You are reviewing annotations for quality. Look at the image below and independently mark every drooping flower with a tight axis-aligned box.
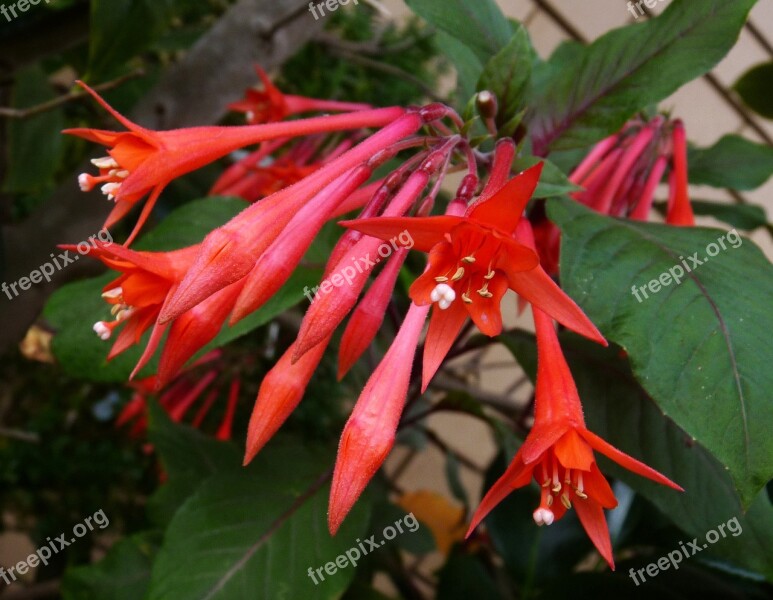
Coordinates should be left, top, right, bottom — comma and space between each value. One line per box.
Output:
342, 163, 606, 389
465, 307, 683, 569
67, 81, 405, 243
229, 66, 371, 124
328, 303, 430, 534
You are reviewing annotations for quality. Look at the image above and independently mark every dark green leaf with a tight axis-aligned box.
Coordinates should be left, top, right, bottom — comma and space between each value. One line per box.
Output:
88, 0, 172, 80
733, 61, 773, 119
548, 198, 773, 507
3, 66, 63, 195
656, 200, 769, 232
146, 401, 241, 525
688, 135, 773, 191
405, 0, 511, 63
436, 548, 500, 599
435, 31, 483, 105
147, 439, 371, 600
61, 532, 159, 600
529, 0, 757, 152
477, 25, 534, 126
513, 156, 581, 198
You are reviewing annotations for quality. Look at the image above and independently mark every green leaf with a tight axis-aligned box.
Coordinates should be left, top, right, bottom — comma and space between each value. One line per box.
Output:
502, 329, 773, 579
529, 0, 757, 153
512, 156, 581, 199
147, 439, 371, 600
146, 401, 241, 526
436, 548, 500, 599
435, 31, 483, 105
656, 200, 769, 232
88, 0, 172, 80
61, 532, 159, 600
477, 25, 534, 126
688, 135, 773, 191
733, 61, 773, 119
548, 198, 773, 507
405, 0, 511, 63
3, 66, 63, 195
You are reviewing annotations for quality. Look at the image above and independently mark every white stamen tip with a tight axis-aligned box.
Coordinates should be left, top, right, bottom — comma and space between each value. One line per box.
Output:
101, 287, 123, 299
93, 322, 111, 341
91, 157, 119, 169
78, 173, 92, 192
533, 508, 555, 526
430, 283, 456, 309
101, 182, 121, 196
246, 111, 255, 122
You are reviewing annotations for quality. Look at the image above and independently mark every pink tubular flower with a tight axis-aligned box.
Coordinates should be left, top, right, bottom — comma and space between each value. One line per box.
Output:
328, 303, 430, 534
533, 116, 696, 273
158, 109, 428, 323
67, 81, 405, 244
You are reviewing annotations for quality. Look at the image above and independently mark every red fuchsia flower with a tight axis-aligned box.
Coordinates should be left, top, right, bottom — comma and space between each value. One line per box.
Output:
342, 162, 606, 390
117, 351, 242, 441
71, 240, 242, 387
465, 307, 683, 569
158, 106, 445, 323
66, 81, 405, 244
533, 116, 695, 274
229, 66, 371, 124
328, 302, 430, 534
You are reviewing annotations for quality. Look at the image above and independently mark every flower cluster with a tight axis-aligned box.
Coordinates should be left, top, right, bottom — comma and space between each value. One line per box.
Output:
533, 116, 694, 274
67, 71, 690, 569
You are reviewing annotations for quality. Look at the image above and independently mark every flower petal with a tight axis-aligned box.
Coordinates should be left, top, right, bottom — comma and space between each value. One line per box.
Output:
340, 216, 464, 252
579, 428, 683, 491
467, 163, 543, 233
421, 300, 468, 392
505, 264, 606, 346
553, 429, 594, 471
573, 496, 615, 570
520, 420, 568, 464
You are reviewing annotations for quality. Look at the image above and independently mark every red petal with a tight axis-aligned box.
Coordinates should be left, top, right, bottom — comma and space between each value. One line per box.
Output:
505, 265, 606, 346
573, 496, 615, 570
520, 421, 568, 464
74, 80, 148, 133
553, 429, 594, 471
579, 428, 684, 491
467, 163, 543, 233
340, 216, 464, 252
421, 300, 467, 392
583, 463, 618, 509
466, 274, 508, 336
